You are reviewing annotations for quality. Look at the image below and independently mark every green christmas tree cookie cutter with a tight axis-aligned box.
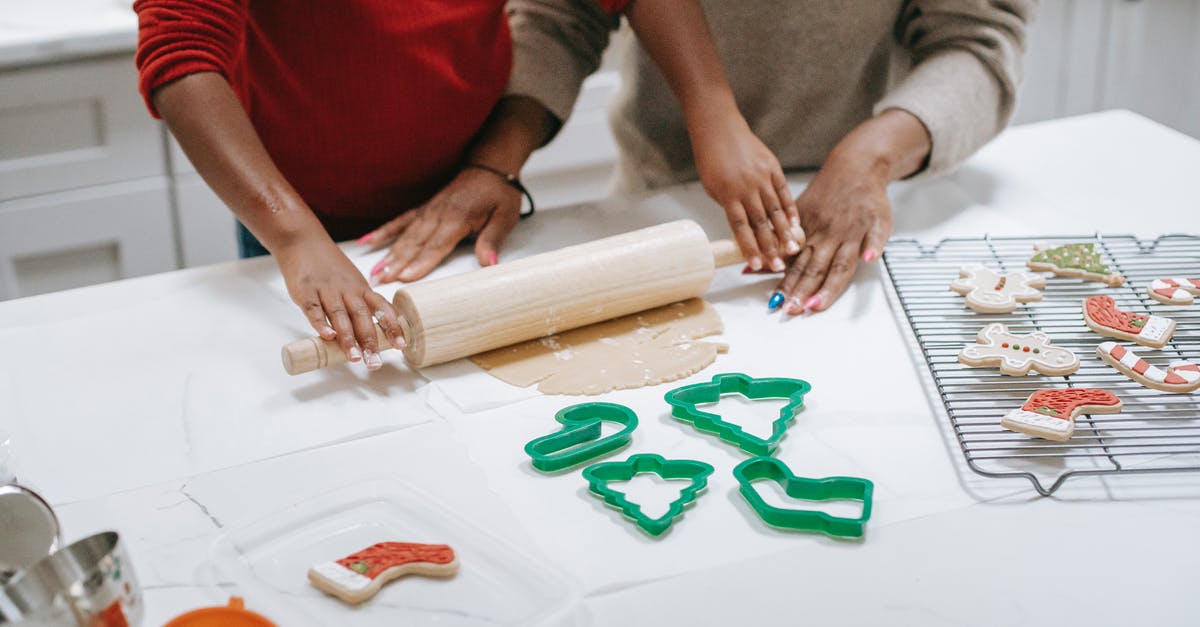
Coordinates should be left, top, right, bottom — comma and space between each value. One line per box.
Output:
524, 402, 638, 473
664, 372, 812, 456
733, 457, 873, 538
583, 454, 714, 537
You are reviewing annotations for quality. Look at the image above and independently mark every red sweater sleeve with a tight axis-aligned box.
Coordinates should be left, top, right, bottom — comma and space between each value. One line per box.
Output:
133, 0, 248, 118
594, 0, 632, 12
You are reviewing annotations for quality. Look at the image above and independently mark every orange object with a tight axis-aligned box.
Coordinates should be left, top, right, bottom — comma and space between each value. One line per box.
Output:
163, 597, 274, 627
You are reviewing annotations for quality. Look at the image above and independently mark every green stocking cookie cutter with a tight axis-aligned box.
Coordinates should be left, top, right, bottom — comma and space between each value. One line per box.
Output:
583, 454, 714, 537
524, 402, 638, 473
733, 457, 873, 538
664, 373, 812, 456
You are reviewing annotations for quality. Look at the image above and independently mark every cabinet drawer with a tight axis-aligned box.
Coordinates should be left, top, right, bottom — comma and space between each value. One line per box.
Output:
0, 178, 177, 300
0, 54, 163, 201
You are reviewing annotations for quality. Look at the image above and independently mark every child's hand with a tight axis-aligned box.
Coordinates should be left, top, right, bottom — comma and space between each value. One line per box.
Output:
691, 115, 801, 272
275, 236, 405, 371
359, 167, 522, 284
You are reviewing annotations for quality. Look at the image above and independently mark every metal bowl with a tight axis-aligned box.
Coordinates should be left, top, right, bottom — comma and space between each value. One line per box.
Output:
0, 485, 60, 586
0, 531, 142, 626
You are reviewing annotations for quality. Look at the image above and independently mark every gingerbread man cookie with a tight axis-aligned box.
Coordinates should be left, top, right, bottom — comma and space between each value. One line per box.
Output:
949, 264, 1046, 313
308, 542, 458, 604
1082, 295, 1176, 349
958, 323, 1079, 376
1026, 242, 1124, 286
1147, 278, 1200, 306
1096, 342, 1200, 394
1001, 388, 1122, 442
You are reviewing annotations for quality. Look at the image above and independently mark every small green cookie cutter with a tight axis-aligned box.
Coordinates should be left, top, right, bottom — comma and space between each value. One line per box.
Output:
664, 372, 812, 456
583, 454, 714, 537
524, 402, 638, 473
733, 457, 873, 538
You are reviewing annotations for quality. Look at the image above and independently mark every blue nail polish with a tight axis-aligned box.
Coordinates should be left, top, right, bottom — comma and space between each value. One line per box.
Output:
768, 292, 785, 310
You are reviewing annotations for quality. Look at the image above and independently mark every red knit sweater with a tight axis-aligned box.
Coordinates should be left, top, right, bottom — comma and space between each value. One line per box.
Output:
134, 0, 623, 241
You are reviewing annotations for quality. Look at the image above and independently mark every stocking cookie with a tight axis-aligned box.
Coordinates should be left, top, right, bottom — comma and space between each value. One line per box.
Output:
1147, 278, 1200, 305
1001, 388, 1122, 442
1027, 243, 1124, 286
1096, 342, 1200, 393
949, 264, 1046, 313
1082, 295, 1175, 348
958, 323, 1079, 376
308, 542, 458, 604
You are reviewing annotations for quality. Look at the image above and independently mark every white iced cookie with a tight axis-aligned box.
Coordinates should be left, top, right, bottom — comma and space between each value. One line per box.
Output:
958, 323, 1079, 376
1095, 342, 1200, 394
308, 542, 459, 605
1001, 388, 1122, 442
949, 264, 1046, 313
1082, 295, 1175, 349
1147, 278, 1200, 306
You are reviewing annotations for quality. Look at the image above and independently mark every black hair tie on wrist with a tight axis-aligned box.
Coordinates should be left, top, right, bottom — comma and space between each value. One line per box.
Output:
463, 163, 535, 219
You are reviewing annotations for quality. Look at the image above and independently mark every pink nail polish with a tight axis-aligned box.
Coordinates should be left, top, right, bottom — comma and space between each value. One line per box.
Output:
488, 251, 498, 266
863, 249, 878, 263
348, 346, 363, 362
802, 293, 822, 312
357, 233, 374, 245
369, 258, 388, 277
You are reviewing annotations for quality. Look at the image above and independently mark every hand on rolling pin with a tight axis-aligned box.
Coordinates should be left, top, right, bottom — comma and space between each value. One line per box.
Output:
275, 236, 405, 371
689, 106, 802, 274
770, 109, 930, 315
358, 167, 522, 285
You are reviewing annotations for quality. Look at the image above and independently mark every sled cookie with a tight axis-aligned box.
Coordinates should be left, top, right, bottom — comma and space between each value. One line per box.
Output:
1000, 388, 1122, 442
1147, 278, 1200, 305
1096, 342, 1200, 394
1027, 243, 1124, 286
1082, 295, 1176, 348
308, 542, 458, 604
958, 323, 1079, 376
949, 264, 1045, 313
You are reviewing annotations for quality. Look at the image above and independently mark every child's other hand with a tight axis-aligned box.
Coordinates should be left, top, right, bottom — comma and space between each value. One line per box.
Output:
276, 236, 404, 371
691, 114, 801, 272
358, 167, 522, 284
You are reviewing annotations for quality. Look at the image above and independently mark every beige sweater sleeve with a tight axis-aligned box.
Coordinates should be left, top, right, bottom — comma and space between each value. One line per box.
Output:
876, 0, 1037, 176
505, 0, 619, 125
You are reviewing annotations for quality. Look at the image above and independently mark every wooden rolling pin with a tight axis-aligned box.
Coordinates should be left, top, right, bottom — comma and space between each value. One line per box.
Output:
282, 219, 796, 374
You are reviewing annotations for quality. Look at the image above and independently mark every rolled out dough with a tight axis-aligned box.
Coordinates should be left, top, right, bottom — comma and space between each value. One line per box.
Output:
470, 299, 726, 395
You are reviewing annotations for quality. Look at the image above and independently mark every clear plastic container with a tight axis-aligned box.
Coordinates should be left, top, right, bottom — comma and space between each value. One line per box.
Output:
209, 479, 581, 626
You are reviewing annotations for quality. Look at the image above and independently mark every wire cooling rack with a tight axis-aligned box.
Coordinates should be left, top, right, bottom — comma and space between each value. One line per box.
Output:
883, 234, 1200, 495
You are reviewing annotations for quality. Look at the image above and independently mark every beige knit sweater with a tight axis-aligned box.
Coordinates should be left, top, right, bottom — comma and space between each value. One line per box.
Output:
506, 0, 1036, 191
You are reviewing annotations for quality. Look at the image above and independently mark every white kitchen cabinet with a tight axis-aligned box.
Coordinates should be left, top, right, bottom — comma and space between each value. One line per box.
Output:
0, 54, 162, 201
0, 178, 176, 299
173, 172, 238, 267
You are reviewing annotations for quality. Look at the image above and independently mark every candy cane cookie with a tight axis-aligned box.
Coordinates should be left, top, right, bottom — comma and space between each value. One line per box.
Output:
1001, 388, 1122, 442
958, 323, 1080, 376
1147, 278, 1200, 306
1082, 295, 1176, 349
1096, 342, 1200, 394
308, 542, 458, 604
949, 264, 1046, 313
1027, 242, 1124, 286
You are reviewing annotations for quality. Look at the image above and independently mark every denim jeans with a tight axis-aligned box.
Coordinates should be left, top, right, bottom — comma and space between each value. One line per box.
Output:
236, 222, 270, 259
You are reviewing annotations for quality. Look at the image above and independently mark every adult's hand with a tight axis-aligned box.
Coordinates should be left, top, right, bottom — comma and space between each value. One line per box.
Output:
359, 167, 522, 284
276, 234, 404, 370
772, 109, 932, 315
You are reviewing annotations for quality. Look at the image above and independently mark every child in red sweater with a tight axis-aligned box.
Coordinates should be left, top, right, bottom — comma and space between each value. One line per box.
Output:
136, 0, 796, 369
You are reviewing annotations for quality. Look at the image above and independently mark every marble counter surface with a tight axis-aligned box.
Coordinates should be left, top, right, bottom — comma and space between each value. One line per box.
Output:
0, 0, 135, 69
1, 110, 1198, 625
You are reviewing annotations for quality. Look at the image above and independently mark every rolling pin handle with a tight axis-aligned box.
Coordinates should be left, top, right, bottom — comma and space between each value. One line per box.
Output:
281, 325, 394, 375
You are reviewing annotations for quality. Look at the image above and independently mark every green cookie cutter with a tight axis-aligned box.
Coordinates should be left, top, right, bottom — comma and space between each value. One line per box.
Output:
524, 402, 638, 473
583, 454, 714, 537
733, 456, 873, 538
664, 372, 812, 456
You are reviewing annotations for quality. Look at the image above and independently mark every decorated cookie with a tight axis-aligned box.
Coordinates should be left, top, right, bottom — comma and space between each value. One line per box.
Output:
958, 323, 1079, 376
949, 264, 1046, 313
1001, 388, 1122, 442
1147, 278, 1200, 305
1027, 243, 1124, 286
1082, 295, 1176, 348
308, 542, 458, 604
1096, 342, 1200, 394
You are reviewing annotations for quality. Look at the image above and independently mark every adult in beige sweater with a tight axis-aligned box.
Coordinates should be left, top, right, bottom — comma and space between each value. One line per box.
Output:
506, 0, 1035, 314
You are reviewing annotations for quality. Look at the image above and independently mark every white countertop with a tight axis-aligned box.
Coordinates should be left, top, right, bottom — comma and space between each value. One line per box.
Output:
1, 110, 1198, 625
0, 0, 135, 69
